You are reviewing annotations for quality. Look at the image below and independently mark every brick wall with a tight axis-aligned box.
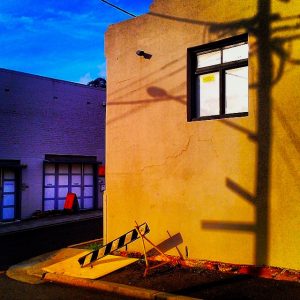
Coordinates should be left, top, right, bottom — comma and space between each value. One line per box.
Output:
0, 68, 105, 218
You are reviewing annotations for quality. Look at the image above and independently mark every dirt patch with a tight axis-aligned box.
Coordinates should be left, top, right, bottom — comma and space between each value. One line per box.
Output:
101, 260, 300, 299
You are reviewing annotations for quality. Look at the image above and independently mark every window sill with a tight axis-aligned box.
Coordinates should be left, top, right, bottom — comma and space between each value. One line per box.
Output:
189, 112, 248, 122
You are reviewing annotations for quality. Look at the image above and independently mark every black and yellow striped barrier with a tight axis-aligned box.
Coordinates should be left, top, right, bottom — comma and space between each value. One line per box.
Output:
78, 222, 150, 267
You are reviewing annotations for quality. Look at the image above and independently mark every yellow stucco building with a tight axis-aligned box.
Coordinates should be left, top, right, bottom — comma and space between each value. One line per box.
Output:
105, 0, 300, 269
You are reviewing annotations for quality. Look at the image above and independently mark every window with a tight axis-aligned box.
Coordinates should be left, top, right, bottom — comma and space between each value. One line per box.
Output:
0, 160, 23, 221
187, 34, 248, 121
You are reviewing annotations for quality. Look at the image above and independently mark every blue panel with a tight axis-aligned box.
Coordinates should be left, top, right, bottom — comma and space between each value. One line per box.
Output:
3, 207, 15, 220
58, 200, 65, 210
58, 187, 68, 198
3, 194, 15, 206
44, 200, 55, 211
71, 175, 81, 185
3, 181, 15, 193
83, 198, 93, 209
44, 188, 55, 199
84, 187, 93, 197
58, 175, 68, 185
71, 186, 81, 197
45, 175, 55, 186
84, 175, 93, 185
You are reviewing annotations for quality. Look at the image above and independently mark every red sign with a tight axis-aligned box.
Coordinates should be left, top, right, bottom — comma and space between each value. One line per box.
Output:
98, 165, 105, 177
64, 192, 79, 211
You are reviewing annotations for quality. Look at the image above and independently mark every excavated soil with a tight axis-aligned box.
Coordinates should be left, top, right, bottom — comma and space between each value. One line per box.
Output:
101, 260, 300, 299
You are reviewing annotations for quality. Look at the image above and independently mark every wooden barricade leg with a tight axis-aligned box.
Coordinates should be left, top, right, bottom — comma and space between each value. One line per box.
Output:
135, 221, 172, 277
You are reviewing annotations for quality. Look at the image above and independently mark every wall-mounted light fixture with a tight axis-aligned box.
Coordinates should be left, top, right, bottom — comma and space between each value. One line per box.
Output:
136, 50, 152, 60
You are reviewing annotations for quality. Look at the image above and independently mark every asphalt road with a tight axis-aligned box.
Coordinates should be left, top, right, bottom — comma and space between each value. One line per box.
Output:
0, 272, 131, 300
0, 215, 103, 270
0, 215, 132, 299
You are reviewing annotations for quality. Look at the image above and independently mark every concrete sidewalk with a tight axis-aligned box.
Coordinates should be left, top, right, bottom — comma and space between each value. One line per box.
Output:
6, 248, 200, 300
6, 245, 300, 300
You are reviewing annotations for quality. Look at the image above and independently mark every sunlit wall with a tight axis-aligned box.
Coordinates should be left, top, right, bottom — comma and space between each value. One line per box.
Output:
105, 0, 300, 269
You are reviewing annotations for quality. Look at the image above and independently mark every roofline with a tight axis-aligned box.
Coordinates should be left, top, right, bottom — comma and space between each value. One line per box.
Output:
0, 67, 106, 91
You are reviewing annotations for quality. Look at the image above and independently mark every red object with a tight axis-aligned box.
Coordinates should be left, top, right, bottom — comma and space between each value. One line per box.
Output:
64, 192, 79, 211
98, 165, 105, 176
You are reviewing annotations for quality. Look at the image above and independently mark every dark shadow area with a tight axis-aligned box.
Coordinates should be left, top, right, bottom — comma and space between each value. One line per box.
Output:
176, 273, 300, 299
146, 232, 183, 257
136, 50, 152, 60
226, 178, 256, 205
0, 216, 102, 269
202, 221, 255, 232
147, 87, 185, 104
101, 259, 300, 300
176, 275, 253, 296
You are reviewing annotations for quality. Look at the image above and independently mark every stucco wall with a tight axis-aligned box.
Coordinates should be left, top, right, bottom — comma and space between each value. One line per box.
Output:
0, 68, 106, 218
105, 0, 300, 269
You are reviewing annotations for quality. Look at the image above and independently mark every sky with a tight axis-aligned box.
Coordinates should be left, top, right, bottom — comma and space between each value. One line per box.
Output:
0, 0, 152, 84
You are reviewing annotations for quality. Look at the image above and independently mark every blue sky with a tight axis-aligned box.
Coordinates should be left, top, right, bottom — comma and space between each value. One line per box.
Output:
0, 0, 152, 83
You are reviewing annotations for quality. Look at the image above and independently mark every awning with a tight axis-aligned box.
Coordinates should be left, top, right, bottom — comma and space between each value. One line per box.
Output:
44, 154, 101, 164
0, 160, 26, 169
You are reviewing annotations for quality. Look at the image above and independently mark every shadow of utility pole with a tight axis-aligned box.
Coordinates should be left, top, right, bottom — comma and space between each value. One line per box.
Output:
190, 0, 300, 265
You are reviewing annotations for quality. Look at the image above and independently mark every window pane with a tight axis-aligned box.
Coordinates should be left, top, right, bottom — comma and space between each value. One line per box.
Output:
3, 181, 15, 193
45, 163, 55, 174
44, 188, 55, 199
72, 175, 81, 186
84, 164, 93, 174
84, 175, 93, 186
59, 164, 68, 174
3, 170, 15, 179
3, 194, 15, 206
83, 198, 93, 209
196, 72, 220, 117
58, 175, 68, 185
197, 50, 221, 68
45, 175, 55, 186
223, 43, 248, 63
3, 207, 14, 219
225, 66, 248, 114
72, 164, 81, 174
71, 186, 81, 197
84, 187, 93, 197
58, 200, 65, 210
58, 187, 69, 198
44, 200, 55, 211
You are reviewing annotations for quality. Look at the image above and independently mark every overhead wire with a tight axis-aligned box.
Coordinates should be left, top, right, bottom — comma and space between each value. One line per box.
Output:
99, 0, 137, 17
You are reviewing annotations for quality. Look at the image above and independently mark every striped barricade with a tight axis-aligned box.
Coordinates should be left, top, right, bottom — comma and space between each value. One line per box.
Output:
78, 222, 150, 267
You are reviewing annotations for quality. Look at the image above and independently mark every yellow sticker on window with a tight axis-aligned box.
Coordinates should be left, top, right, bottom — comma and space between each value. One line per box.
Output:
202, 74, 215, 83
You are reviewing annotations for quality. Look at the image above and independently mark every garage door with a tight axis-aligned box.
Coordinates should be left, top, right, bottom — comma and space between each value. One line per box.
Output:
44, 163, 95, 211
